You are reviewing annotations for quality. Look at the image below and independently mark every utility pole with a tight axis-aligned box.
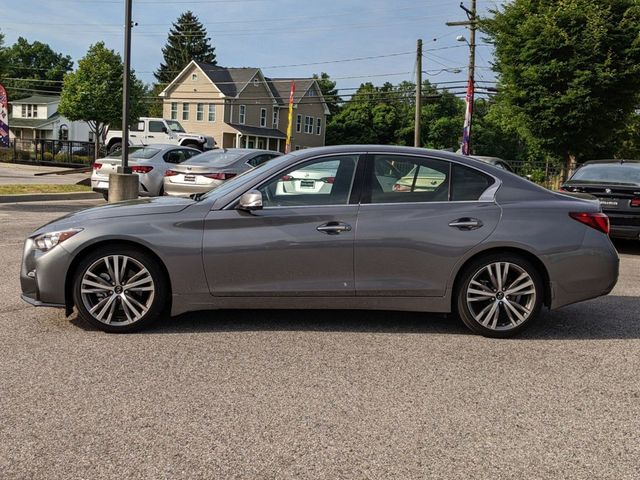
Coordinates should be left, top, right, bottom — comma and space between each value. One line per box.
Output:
414, 39, 422, 148
109, 0, 138, 202
447, 0, 477, 155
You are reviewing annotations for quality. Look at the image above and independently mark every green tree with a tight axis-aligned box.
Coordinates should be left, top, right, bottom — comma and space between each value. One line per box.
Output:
4, 37, 73, 99
154, 11, 216, 85
312, 72, 341, 116
0, 31, 7, 79
483, 0, 640, 178
59, 42, 145, 157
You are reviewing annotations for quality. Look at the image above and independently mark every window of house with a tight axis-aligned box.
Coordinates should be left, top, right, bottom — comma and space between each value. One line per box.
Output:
239, 105, 246, 124
272, 109, 279, 128
171, 102, 178, 120
296, 114, 302, 133
196, 103, 204, 121
253, 78, 259, 87
208, 104, 216, 122
304, 116, 314, 134
260, 108, 267, 127
21, 105, 27, 117
192, 73, 198, 81
308, 88, 316, 97
316, 117, 322, 135
182, 103, 190, 121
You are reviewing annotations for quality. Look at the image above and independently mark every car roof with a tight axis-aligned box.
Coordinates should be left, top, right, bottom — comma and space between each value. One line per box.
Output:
581, 159, 640, 166
137, 143, 197, 150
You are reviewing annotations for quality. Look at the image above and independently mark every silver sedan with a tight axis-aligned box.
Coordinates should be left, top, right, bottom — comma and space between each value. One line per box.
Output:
21, 145, 618, 338
163, 148, 281, 197
91, 144, 201, 200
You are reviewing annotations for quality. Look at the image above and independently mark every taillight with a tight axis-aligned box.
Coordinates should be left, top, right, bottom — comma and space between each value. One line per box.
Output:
131, 165, 153, 174
164, 170, 178, 177
281, 175, 294, 181
631, 198, 640, 207
557, 187, 568, 192
205, 172, 236, 180
92, 163, 102, 170
321, 176, 335, 184
570, 212, 610, 234
392, 183, 411, 192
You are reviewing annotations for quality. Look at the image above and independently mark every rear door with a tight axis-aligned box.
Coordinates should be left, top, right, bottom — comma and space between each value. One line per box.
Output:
355, 154, 501, 297
202, 154, 361, 296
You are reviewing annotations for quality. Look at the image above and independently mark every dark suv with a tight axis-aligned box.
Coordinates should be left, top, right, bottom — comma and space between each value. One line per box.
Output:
561, 160, 640, 240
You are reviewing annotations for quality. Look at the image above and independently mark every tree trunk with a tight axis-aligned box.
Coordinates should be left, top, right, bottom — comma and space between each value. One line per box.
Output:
562, 153, 578, 182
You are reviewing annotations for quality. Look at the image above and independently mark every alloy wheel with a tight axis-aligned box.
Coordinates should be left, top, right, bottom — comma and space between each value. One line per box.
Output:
465, 262, 537, 331
80, 255, 155, 326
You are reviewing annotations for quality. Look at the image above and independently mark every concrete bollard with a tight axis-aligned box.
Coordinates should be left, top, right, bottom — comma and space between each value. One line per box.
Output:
108, 173, 139, 203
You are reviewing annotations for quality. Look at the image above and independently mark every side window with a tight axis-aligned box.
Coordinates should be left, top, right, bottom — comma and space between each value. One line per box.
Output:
258, 155, 358, 207
183, 149, 201, 160
148, 121, 165, 133
163, 149, 186, 164
451, 164, 494, 201
369, 155, 450, 204
246, 154, 273, 168
130, 121, 144, 132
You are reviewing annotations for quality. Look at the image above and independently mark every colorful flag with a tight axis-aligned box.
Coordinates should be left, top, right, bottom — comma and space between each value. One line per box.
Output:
461, 79, 474, 155
0, 84, 9, 148
285, 81, 296, 154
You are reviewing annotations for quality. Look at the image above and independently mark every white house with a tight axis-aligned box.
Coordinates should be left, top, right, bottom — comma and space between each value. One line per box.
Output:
9, 95, 91, 142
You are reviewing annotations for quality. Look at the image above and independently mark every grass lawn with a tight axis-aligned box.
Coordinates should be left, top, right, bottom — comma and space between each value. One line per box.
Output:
0, 184, 91, 195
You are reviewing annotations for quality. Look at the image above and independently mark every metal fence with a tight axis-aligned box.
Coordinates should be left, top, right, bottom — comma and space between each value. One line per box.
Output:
0, 139, 100, 167
509, 160, 563, 190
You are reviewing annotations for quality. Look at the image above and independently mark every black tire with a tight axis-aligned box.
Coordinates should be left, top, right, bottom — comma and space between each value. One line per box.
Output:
72, 245, 168, 333
108, 142, 122, 154
454, 253, 544, 338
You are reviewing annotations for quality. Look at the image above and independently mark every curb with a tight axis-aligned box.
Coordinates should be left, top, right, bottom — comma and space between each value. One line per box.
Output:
0, 192, 102, 203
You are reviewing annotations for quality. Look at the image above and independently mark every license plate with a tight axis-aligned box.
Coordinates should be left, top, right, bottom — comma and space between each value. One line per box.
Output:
300, 179, 315, 188
184, 175, 196, 182
599, 199, 619, 208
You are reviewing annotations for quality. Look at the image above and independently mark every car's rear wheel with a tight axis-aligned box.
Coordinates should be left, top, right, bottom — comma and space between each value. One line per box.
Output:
455, 254, 544, 338
72, 246, 167, 333
108, 142, 122, 155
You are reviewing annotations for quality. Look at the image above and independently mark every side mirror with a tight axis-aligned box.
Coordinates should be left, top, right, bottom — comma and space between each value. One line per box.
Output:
161, 126, 168, 133
237, 190, 263, 211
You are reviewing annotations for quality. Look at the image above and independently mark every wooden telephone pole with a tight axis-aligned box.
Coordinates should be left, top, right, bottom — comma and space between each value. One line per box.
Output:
414, 39, 423, 148
447, 0, 477, 153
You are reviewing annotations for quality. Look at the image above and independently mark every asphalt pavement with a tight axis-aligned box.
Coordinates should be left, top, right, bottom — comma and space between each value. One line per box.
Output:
1, 199, 639, 479
0, 162, 89, 186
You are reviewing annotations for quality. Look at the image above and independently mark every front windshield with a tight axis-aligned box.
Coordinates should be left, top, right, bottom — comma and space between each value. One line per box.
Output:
166, 120, 185, 133
199, 151, 301, 201
570, 163, 640, 186
107, 147, 160, 160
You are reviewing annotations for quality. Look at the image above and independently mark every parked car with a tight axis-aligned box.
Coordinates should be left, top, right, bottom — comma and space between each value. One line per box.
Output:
21, 146, 618, 338
164, 149, 281, 198
561, 159, 640, 240
105, 118, 216, 154
91, 144, 201, 200
472, 156, 514, 172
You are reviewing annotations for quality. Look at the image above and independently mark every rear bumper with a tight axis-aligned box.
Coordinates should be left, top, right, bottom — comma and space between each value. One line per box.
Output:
606, 212, 640, 240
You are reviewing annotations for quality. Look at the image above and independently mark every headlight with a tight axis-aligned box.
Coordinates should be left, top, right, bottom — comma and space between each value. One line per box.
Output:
32, 228, 83, 252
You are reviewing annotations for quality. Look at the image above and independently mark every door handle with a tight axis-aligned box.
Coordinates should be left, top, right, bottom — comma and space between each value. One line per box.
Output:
317, 222, 352, 235
147, 135, 154, 138
449, 218, 483, 230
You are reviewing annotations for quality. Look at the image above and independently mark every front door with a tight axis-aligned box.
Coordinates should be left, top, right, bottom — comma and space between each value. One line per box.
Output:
355, 154, 501, 297
202, 154, 361, 296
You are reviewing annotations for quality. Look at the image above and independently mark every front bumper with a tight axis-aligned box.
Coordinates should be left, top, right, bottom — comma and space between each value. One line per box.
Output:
20, 237, 73, 310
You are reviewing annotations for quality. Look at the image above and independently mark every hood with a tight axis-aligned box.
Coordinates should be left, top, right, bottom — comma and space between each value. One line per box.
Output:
31, 196, 194, 235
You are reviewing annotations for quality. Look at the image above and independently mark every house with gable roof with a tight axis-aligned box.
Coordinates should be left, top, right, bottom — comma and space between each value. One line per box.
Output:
159, 61, 329, 152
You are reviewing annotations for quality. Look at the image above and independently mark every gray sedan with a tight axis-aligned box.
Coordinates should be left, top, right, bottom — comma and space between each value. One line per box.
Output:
21, 146, 618, 338
163, 149, 281, 197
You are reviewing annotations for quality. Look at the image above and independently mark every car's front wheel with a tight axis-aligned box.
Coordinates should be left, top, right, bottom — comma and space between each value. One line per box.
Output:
72, 246, 168, 332
455, 254, 544, 338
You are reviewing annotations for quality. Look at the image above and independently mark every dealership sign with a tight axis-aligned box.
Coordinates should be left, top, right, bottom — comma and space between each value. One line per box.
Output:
0, 84, 8, 147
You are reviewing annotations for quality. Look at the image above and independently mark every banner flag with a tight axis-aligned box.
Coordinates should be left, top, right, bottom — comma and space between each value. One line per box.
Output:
0, 84, 9, 148
285, 81, 296, 154
461, 79, 474, 156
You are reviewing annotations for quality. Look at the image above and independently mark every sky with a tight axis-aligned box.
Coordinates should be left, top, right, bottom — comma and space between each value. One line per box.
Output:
2, 0, 500, 96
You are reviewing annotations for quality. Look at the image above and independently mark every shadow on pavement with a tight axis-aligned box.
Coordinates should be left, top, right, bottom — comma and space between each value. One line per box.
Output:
67, 295, 640, 340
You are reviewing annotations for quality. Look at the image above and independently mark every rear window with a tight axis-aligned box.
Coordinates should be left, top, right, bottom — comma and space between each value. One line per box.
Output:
450, 164, 494, 201
108, 147, 160, 160
184, 150, 245, 167
570, 163, 640, 186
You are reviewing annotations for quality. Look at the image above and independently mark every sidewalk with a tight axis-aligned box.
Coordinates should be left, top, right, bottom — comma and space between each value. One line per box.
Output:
0, 162, 90, 186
